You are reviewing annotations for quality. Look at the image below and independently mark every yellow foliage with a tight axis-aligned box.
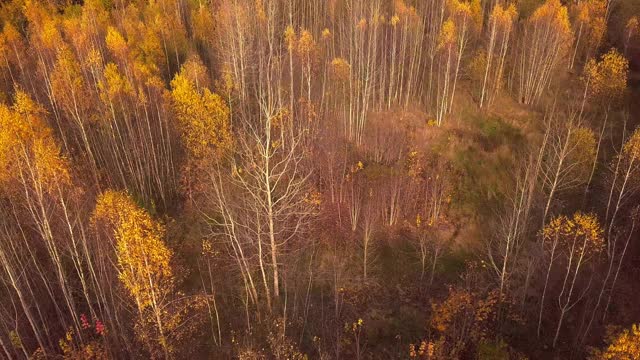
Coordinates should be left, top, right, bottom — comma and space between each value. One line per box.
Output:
255, 0, 267, 22
394, 0, 410, 15
93, 190, 174, 310
51, 48, 87, 111
622, 128, 640, 161
40, 19, 63, 50
584, 48, 629, 104
529, 0, 572, 50
0, 91, 70, 192
179, 56, 210, 91
571, 0, 606, 56
569, 127, 597, 169
590, 324, 640, 359
470, 0, 484, 30
449, 0, 471, 19
136, 26, 164, 76
170, 63, 233, 161
532, 0, 571, 34
99, 63, 134, 104
23, 0, 62, 51
321, 28, 332, 40
390, 14, 400, 27
490, 3, 518, 31
393, 0, 417, 21
1, 22, 22, 47
438, 20, 456, 50
105, 26, 128, 59
330, 57, 351, 81
543, 212, 604, 257
297, 30, 316, 59
85, 47, 103, 70
285, 26, 296, 52
191, 5, 215, 44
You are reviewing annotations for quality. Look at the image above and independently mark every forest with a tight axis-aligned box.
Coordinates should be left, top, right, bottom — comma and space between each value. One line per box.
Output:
0, 0, 639, 358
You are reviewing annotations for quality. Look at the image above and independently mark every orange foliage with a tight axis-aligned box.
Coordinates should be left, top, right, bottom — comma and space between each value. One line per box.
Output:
0, 91, 70, 193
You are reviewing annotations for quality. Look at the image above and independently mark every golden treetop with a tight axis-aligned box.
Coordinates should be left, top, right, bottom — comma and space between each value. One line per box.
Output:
51, 48, 88, 111
1, 22, 22, 50
284, 26, 296, 52
179, 56, 211, 92
23, 0, 63, 51
622, 128, 640, 161
531, 0, 572, 42
105, 26, 128, 61
430, 287, 501, 347
448, 0, 472, 22
543, 212, 604, 257
321, 28, 332, 40
356, 18, 367, 31
390, 14, 400, 27
590, 324, 640, 359
573, 0, 606, 55
255, 0, 267, 23
575, 0, 605, 27
393, 0, 418, 23
584, 48, 629, 104
93, 190, 174, 310
437, 20, 456, 50
394, 0, 410, 15
490, 3, 518, 32
170, 62, 233, 161
569, 127, 597, 171
469, 0, 484, 30
0, 91, 70, 192
99, 62, 134, 104
297, 30, 316, 60
330, 57, 351, 82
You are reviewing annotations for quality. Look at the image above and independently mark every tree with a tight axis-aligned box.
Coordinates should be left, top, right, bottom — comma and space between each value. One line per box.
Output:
582, 49, 629, 194
516, 0, 572, 105
539, 111, 596, 227
170, 57, 233, 199
586, 129, 640, 331
434, 19, 456, 126
50, 47, 99, 185
0, 90, 83, 350
479, 4, 517, 109
408, 150, 454, 285
425, 286, 501, 358
209, 107, 316, 311
93, 190, 202, 358
583, 49, 628, 109
623, 17, 639, 56
486, 159, 536, 300
569, 0, 606, 69
297, 29, 317, 106
589, 324, 640, 359
446, 0, 475, 117
538, 213, 605, 347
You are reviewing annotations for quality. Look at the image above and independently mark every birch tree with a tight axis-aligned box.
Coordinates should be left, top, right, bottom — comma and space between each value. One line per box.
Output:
516, 0, 572, 105
479, 4, 517, 109
93, 190, 203, 358
539, 213, 604, 348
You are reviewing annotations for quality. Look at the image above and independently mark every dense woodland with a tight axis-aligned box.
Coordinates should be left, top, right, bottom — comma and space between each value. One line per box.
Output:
0, 0, 640, 358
